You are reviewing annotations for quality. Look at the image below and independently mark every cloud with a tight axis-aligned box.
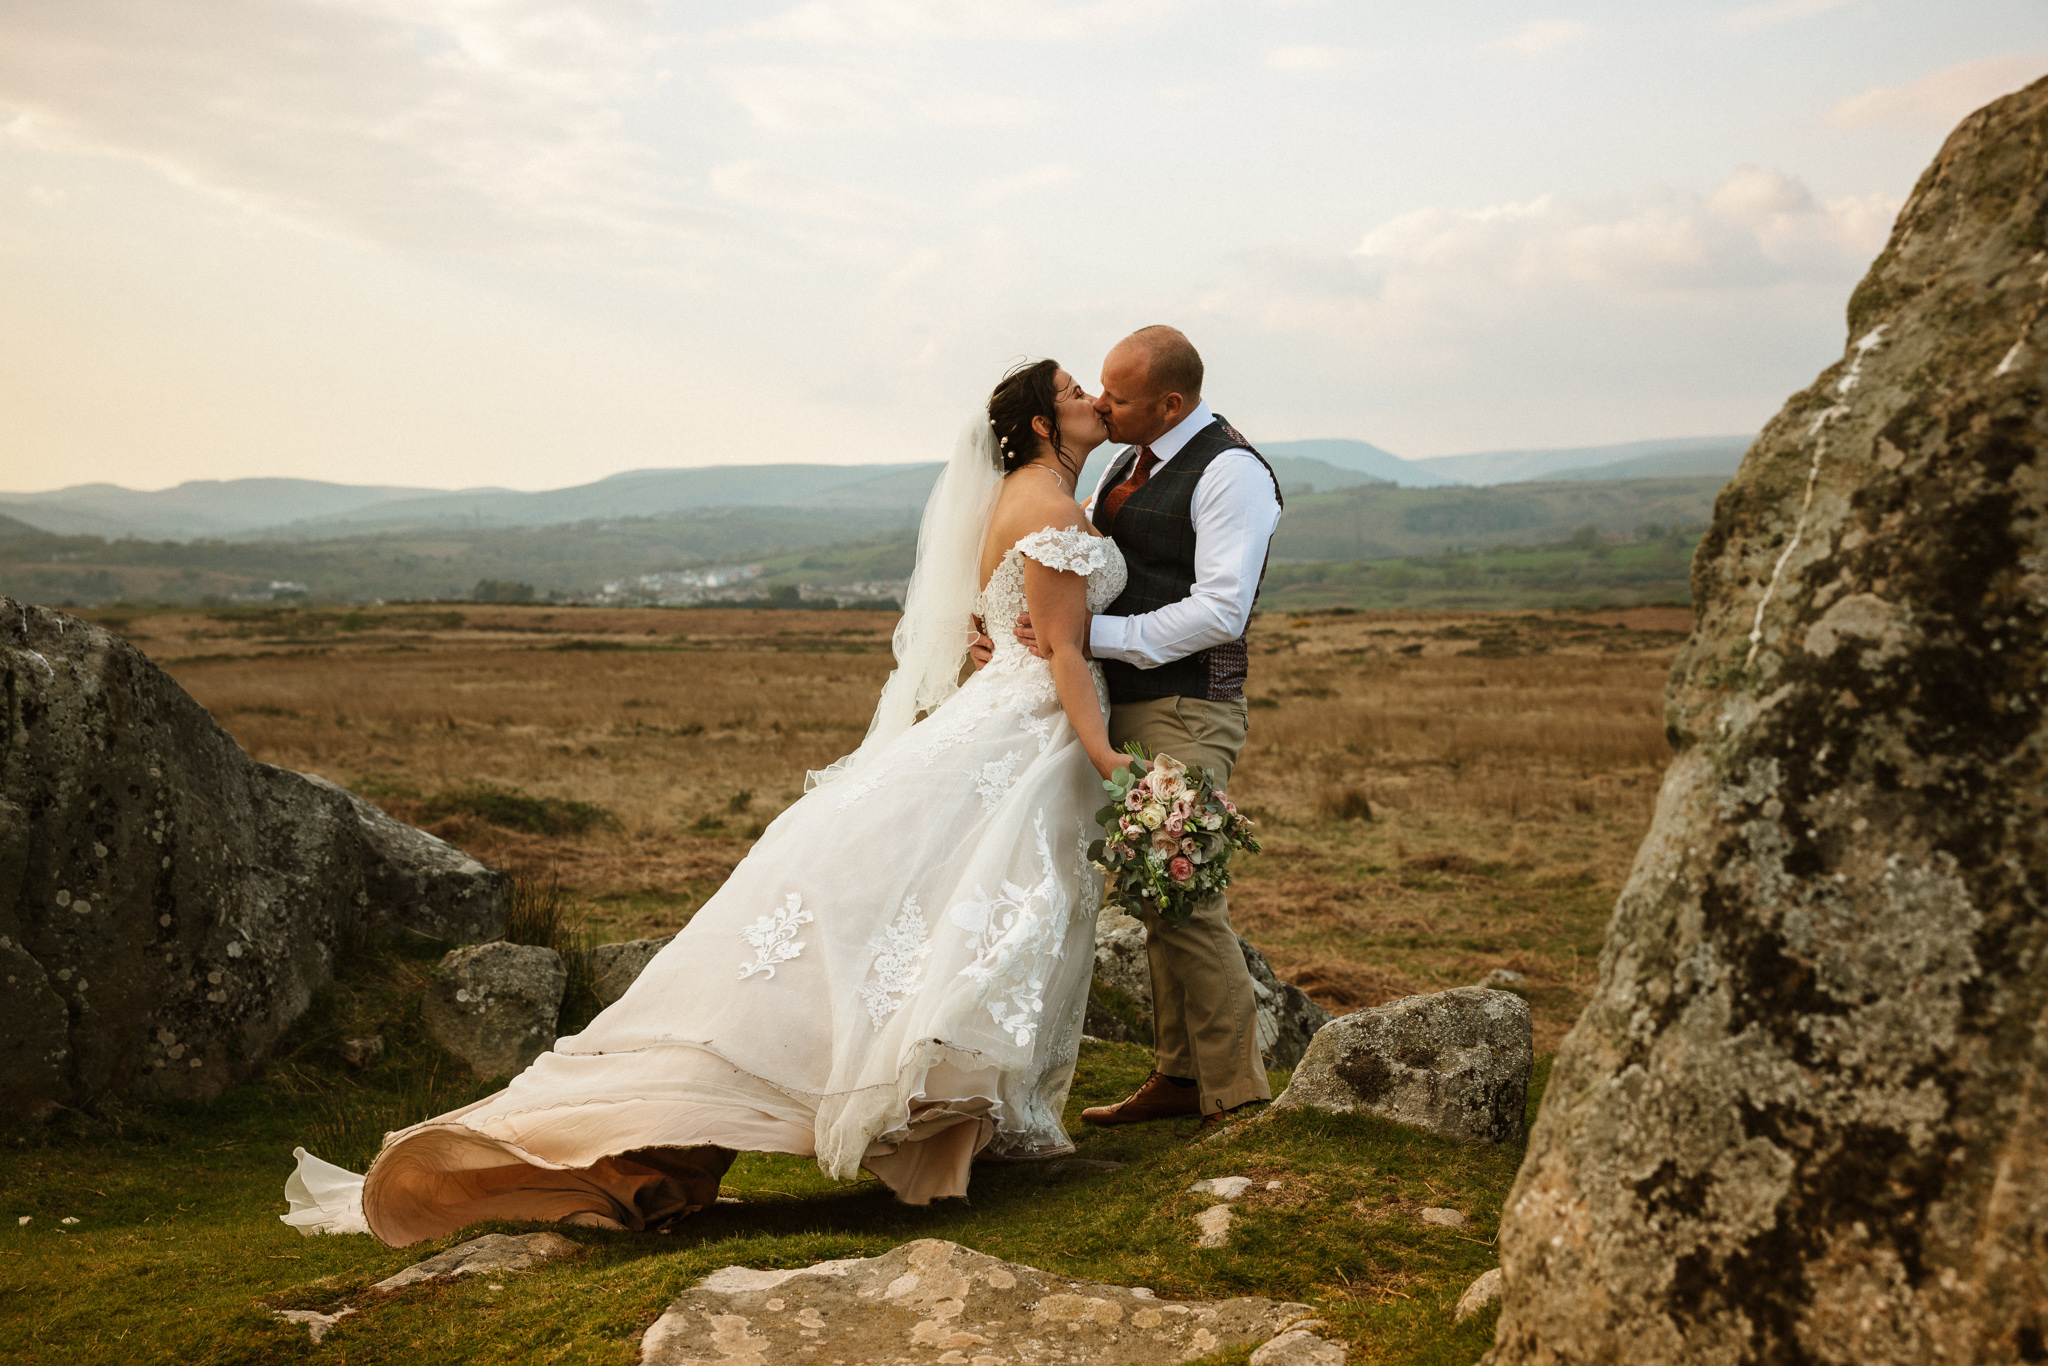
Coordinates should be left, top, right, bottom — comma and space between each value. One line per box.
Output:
1345, 168, 1894, 302
716, 63, 1044, 133
1265, 45, 1351, 72
971, 163, 1080, 205
1827, 53, 2048, 129
1722, 0, 1851, 32
1507, 19, 1591, 55
0, 0, 710, 250
708, 161, 901, 222
743, 0, 1178, 44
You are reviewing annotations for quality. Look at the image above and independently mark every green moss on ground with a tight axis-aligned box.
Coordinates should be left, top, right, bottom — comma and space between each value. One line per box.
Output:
1, 952, 1532, 1365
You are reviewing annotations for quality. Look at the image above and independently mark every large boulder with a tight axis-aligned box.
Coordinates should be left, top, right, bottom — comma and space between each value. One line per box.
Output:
0, 601, 507, 1111
1487, 78, 2048, 1364
641, 1238, 1318, 1366
423, 942, 566, 1078
1272, 986, 1531, 1143
590, 933, 674, 1008
301, 776, 506, 944
1093, 912, 1333, 1070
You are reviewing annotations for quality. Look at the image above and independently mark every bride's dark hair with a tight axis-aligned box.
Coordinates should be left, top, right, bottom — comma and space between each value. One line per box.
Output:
986, 359, 1064, 474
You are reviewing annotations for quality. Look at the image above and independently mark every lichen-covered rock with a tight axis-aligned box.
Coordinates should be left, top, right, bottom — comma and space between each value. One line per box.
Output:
0, 601, 500, 1110
1092, 912, 1332, 1069
302, 775, 506, 944
1251, 1326, 1347, 1366
422, 942, 565, 1078
1487, 77, 2048, 1365
640, 1238, 1315, 1366
1272, 986, 1531, 1143
372, 1231, 579, 1291
589, 933, 673, 1008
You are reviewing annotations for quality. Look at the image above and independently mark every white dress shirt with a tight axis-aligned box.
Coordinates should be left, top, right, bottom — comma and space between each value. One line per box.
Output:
1083, 400, 1283, 670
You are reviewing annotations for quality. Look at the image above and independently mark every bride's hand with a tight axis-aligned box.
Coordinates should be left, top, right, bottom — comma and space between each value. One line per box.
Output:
967, 614, 994, 670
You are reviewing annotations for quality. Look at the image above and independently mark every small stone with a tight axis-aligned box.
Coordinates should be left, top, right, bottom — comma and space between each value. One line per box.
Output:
1189, 1176, 1256, 1200
640, 1239, 1311, 1365
1419, 1207, 1467, 1227
1481, 968, 1526, 987
59, 1217, 78, 1225
590, 934, 677, 1008
1455, 1267, 1503, 1322
275, 1306, 355, 1344
372, 1232, 581, 1292
1274, 986, 1532, 1143
337, 1035, 385, 1070
1194, 1204, 1234, 1248
1251, 1327, 1348, 1366
16, 1216, 29, 1225
422, 943, 566, 1079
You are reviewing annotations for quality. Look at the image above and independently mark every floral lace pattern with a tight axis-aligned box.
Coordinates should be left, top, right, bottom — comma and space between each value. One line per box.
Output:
859, 897, 934, 1030
738, 893, 813, 980
948, 812, 1071, 1046
967, 751, 1025, 809
832, 773, 885, 811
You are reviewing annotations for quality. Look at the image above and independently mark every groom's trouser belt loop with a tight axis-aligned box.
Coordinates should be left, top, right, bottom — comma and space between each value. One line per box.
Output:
1106, 696, 1272, 1116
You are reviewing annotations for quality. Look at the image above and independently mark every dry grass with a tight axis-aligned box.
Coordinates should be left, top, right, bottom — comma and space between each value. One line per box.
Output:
115, 601, 1687, 1051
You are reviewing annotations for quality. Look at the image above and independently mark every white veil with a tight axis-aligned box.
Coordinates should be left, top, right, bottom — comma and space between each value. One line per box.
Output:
806, 416, 1003, 790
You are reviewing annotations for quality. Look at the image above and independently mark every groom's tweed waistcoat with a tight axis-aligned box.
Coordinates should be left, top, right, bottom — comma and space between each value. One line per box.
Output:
1096, 415, 1282, 703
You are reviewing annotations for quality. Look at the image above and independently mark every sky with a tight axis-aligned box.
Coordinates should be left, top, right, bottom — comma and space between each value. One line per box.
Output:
2, 1, 2044, 494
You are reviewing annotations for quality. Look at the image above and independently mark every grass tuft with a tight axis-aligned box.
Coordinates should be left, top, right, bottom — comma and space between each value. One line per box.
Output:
421, 781, 617, 837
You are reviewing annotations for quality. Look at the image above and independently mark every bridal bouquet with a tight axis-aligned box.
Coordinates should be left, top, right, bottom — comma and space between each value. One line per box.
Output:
1089, 744, 1260, 931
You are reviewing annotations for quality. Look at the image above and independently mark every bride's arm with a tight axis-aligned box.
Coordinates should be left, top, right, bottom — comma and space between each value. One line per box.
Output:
1021, 559, 1122, 780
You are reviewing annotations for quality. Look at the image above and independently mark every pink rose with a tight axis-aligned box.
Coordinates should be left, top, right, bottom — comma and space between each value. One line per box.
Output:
1169, 855, 1194, 881
1119, 817, 1142, 838
1221, 797, 1237, 814
1164, 813, 1185, 836
1180, 837, 1196, 857
1125, 788, 1145, 811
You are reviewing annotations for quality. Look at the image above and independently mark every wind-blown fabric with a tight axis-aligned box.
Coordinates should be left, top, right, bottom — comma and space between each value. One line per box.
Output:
320, 526, 1126, 1246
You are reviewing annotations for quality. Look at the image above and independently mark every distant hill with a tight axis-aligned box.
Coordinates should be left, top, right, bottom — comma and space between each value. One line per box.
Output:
1, 434, 1753, 546
1261, 439, 1452, 487
1541, 441, 1751, 482
1269, 476, 1725, 563
1409, 436, 1752, 486
0, 477, 451, 540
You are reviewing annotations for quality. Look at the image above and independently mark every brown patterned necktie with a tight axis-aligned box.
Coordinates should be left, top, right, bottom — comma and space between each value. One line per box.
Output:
1097, 447, 1158, 524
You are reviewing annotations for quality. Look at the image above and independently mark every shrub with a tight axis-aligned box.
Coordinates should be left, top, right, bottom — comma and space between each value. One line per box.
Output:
420, 781, 616, 836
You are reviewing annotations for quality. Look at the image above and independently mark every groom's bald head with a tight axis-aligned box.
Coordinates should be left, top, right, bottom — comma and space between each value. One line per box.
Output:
1097, 325, 1204, 447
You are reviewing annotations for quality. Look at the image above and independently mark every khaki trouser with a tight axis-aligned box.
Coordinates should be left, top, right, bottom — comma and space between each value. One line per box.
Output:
1107, 695, 1271, 1116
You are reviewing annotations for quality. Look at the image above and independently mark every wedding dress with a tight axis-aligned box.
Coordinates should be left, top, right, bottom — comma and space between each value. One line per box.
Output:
285, 508, 1127, 1245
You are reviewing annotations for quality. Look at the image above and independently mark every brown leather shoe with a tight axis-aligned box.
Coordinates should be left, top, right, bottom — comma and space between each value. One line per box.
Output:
1197, 1100, 1269, 1132
1080, 1072, 1202, 1126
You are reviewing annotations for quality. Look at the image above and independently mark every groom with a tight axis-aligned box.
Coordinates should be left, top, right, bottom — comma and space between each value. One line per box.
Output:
993, 324, 1284, 1130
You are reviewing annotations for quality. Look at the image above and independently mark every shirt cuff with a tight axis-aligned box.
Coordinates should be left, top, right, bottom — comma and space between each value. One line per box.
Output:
1089, 614, 1131, 664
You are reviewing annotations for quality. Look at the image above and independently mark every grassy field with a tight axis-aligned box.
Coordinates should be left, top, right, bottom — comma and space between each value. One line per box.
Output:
0, 603, 1683, 1363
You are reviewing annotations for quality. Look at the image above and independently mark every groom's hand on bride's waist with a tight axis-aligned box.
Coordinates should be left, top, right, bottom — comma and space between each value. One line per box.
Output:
968, 613, 994, 670
1013, 612, 1089, 661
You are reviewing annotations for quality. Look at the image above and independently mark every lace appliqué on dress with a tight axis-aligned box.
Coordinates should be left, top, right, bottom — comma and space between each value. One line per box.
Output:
1012, 527, 1112, 577
967, 751, 1024, 809
738, 893, 813, 980
832, 773, 885, 811
947, 812, 1070, 1047
859, 896, 933, 1030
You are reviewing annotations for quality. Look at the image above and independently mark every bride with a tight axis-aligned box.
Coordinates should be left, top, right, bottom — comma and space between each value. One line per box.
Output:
285, 360, 1130, 1245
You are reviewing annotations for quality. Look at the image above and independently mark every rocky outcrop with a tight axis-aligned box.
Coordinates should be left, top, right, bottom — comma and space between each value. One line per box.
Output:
640, 1239, 1318, 1366
1487, 78, 2048, 1364
1093, 912, 1333, 1070
422, 942, 566, 1078
0, 600, 505, 1111
302, 776, 506, 944
590, 933, 673, 1008
372, 1231, 580, 1291
1272, 986, 1531, 1143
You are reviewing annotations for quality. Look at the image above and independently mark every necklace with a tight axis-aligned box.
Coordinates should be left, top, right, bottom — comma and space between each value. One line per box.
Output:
1024, 461, 1076, 495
